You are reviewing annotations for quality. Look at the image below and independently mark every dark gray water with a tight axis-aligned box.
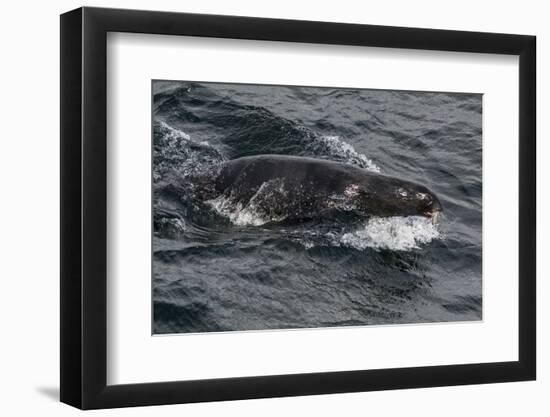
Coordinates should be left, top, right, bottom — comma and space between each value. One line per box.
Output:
152, 80, 482, 334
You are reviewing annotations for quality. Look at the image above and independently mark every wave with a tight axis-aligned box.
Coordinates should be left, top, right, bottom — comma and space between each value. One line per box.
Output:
316, 135, 380, 172
154, 84, 380, 173
153, 121, 225, 182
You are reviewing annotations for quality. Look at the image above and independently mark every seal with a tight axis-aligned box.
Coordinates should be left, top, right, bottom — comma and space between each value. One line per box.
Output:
211, 154, 442, 223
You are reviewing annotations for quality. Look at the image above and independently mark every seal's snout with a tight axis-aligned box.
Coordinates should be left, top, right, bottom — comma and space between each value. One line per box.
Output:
424, 195, 442, 218
416, 190, 442, 218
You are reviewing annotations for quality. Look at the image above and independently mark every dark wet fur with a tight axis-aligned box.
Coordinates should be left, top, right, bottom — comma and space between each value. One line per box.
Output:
215, 154, 442, 222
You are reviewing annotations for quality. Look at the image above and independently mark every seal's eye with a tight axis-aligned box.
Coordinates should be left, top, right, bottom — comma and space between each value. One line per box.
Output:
397, 188, 408, 198
416, 192, 428, 200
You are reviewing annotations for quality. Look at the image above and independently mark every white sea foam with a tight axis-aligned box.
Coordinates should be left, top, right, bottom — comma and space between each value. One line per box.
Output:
158, 120, 191, 142
207, 180, 288, 226
207, 196, 266, 226
320, 135, 380, 173
337, 216, 440, 251
154, 120, 225, 183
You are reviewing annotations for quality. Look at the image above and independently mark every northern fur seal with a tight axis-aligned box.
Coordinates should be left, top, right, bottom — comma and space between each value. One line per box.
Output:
209, 155, 442, 224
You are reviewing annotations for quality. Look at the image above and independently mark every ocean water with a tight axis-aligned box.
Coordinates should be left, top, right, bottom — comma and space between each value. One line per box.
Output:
152, 80, 482, 334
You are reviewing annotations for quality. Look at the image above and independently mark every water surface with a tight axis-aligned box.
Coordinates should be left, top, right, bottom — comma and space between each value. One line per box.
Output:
152, 81, 482, 334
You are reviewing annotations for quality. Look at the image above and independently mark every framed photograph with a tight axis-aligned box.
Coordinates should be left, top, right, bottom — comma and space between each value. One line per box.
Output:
60, 7, 536, 409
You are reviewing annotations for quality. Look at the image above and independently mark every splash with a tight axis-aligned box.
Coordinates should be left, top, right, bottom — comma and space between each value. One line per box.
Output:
318, 135, 380, 173
338, 216, 440, 251
153, 121, 225, 182
157, 120, 192, 142
207, 179, 289, 226
207, 196, 269, 226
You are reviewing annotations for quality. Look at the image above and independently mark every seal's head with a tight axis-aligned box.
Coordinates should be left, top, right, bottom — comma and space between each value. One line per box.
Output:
415, 189, 442, 218
394, 183, 442, 218
348, 174, 443, 219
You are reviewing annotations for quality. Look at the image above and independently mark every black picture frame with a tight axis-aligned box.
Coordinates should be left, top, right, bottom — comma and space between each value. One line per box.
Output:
60, 6, 536, 410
